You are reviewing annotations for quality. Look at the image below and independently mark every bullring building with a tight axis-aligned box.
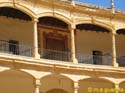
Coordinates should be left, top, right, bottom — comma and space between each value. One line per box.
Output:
0, 0, 125, 93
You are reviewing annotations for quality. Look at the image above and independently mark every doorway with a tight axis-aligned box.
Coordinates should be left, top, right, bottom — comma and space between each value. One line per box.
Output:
9, 40, 19, 55
43, 32, 69, 61
93, 50, 103, 65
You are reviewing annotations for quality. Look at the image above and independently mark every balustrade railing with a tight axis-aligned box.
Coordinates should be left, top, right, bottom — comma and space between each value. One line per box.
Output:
0, 40, 125, 67
40, 49, 70, 61
77, 53, 112, 66
117, 57, 125, 67
0, 40, 32, 57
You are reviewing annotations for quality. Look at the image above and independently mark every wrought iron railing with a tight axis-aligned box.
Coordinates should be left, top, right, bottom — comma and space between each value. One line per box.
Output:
40, 49, 70, 61
0, 39, 124, 67
77, 53, 112, 66
0, 40, 33, 57
117, 57, 125, 67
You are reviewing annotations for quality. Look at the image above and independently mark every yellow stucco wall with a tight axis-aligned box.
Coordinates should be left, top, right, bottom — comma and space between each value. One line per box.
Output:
1, 15, 125, 61
76, 30, 112, 55
76, 30, 125, 58
116, 35, 125, 57
0, 70, 34, 93
0, 1, 125, 93
0, 16, 34, 46
40, 75, 73, 93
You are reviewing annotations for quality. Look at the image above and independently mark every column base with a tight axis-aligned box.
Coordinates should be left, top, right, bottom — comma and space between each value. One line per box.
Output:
72, 58, 78, 64
34, 53, 40, 59
113, 62, 119, 67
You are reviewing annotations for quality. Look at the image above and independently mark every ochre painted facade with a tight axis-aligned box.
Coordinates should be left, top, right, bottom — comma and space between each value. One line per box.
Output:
0, 0, 125, 93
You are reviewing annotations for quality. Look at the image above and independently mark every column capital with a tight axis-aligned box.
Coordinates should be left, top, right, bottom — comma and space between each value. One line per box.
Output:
111, 30, 116, 35
68, 24, 76, 30
114, 81, 120, 85
115, 83, 119, 86
74, 81, 79, 89
35, 78, 41, 86
33, 18, 39, 23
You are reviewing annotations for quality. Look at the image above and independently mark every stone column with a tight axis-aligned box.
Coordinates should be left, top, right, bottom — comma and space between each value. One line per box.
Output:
69, 24, 78, 63
115, 83, 119, 93
112, 31, 118, 67
74, 81, 79, 93
35, 79, 41, 93
33, 18, 40, 59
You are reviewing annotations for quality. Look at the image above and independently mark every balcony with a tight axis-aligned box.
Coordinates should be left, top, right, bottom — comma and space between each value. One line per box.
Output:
0, 40, 112, 65
0, 40, 71, 61
117, 57, 125, 67
0, 40, 32, 57
0, 7, 125, 68
0, 40, 125, 67
40, 49, 70, 61
77, 53, 112, 66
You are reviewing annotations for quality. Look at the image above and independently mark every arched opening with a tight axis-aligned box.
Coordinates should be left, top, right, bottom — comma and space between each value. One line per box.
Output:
116, 29, 125, 67
0, 7, 33, 57
79, 78, 114, 93
76, 24, 110, 33
40, 74, 73, 93
0, 70, 35, 93
38, 17, 70, 61
46, 88, 68, 93
76, 24, 112, 65
38, 17, 68, 29
117, 29, 125, 35
0, 7, 32, 21
119, 81, 125, 88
